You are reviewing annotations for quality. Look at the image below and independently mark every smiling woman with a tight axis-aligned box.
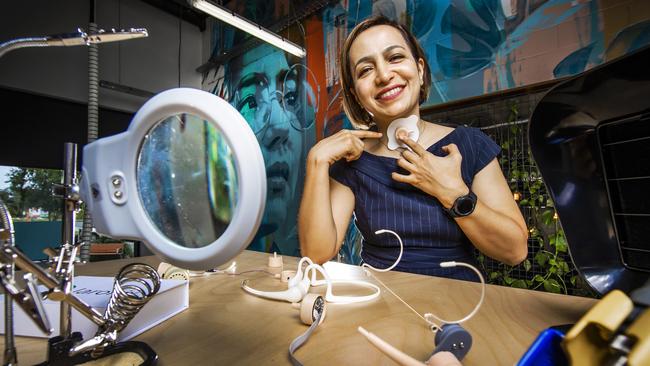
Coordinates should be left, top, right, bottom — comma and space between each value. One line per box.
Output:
298, 16, 528, 281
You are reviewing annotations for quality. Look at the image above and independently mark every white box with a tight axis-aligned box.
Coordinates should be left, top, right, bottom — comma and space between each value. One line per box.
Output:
0, 276, 188, 341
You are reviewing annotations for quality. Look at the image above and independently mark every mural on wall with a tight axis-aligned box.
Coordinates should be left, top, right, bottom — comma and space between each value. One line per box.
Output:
203, 1, 317, 256
203, 0, 650, 256
322, 0, 650, 111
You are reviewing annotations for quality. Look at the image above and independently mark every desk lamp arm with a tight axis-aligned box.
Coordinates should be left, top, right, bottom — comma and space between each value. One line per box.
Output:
0, 28, 147, 58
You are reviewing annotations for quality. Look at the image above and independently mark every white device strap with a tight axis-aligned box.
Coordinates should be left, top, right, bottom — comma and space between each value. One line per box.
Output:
325, 280, 381, 304
304, 263, 380, 304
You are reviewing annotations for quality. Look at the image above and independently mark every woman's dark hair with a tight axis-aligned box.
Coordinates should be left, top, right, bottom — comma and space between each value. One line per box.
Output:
339, 16, 432, 129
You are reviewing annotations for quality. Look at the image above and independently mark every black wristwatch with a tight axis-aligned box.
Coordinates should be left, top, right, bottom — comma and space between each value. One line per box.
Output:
445, 190, 477, 218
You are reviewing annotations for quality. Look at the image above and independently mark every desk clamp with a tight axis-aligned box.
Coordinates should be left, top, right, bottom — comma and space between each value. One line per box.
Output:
0, 144, 159, 365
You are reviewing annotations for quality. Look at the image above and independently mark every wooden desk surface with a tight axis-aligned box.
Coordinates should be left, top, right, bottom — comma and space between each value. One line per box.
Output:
2, 251, 595, 365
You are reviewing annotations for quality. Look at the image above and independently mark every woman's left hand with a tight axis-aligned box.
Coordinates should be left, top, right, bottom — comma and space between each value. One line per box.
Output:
391, 137, 468, 208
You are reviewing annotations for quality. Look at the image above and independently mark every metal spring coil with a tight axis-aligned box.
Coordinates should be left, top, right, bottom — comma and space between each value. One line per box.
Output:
79, 21, 99, 263
101, 263, 161, 334
0, 198, 14, 243
0, 198, 17, 364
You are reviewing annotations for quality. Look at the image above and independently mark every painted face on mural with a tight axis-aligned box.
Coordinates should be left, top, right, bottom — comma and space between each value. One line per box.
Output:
229, 44, 307, 233
348, 25, 424, 126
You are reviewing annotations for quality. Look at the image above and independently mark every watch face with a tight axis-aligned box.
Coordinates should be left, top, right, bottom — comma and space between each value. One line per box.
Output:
456, 196, 475, 215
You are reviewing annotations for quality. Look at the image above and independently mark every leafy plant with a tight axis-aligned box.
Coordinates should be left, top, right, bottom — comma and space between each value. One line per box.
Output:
478, 103, 585, 295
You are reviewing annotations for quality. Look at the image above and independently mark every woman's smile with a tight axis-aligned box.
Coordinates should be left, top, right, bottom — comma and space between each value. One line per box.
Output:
375, 84, 405, 101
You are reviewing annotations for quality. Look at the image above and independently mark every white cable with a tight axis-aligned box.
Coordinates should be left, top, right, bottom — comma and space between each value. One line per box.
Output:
367, 271, 437, 330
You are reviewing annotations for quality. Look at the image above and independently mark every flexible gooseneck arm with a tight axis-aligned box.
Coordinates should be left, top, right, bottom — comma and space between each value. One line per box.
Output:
0, 29, 148, 58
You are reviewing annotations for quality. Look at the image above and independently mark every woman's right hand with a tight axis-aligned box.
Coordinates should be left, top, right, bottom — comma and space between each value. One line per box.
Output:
308, 129, 382, 166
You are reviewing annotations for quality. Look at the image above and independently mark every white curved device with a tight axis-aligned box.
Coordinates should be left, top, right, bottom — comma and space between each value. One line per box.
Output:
387, 115, 419, 150
241, 260, 381, 305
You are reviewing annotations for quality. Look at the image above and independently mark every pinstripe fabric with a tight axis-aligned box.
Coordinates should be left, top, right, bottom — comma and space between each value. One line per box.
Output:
330, 126, 501, 281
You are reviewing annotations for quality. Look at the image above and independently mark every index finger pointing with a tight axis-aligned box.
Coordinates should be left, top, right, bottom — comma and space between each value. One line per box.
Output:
350, 130, 383, 139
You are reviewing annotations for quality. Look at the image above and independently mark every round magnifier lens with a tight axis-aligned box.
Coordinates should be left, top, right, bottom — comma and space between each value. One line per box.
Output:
137, 113, 239, 248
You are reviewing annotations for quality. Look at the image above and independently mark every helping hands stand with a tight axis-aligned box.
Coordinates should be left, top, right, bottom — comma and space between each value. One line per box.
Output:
0, 143, 159, 365
0, 28, 155, 365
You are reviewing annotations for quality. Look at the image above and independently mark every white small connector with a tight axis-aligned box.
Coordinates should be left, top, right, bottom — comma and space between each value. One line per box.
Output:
268, 252, 283, 268
439, 261, 456, 268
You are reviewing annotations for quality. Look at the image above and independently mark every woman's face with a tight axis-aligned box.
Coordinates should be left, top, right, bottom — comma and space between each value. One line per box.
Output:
229, 45, 304, 233
348, 25, 424, 126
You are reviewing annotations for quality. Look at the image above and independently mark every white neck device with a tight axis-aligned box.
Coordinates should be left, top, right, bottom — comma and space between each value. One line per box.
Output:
241, 259, 380, 305
386, 115, 419, 150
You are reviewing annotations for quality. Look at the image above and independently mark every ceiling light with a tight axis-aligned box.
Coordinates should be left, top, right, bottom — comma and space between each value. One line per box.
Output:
190, 0, 306, 58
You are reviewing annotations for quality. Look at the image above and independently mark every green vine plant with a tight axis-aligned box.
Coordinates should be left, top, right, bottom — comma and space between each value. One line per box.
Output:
477, 104, 587, 295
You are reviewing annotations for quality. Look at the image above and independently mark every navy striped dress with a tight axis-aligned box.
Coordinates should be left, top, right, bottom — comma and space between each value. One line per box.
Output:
330, 126, 501, 281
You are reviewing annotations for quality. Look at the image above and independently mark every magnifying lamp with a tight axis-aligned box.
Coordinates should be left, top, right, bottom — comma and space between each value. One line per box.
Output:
81, 87, 266, 270
1, 28, 267, 364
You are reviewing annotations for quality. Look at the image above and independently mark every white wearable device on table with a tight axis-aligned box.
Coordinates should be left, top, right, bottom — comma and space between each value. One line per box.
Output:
241, 259, 381, 305
386, 115, 419, 150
